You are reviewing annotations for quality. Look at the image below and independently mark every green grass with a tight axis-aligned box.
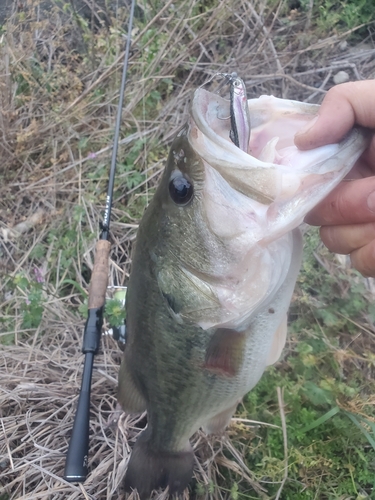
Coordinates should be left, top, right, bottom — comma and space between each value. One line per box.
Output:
223, 229, 375, 498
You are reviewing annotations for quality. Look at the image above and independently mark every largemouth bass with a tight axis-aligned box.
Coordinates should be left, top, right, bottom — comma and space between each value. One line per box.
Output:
118, 76, 368, 499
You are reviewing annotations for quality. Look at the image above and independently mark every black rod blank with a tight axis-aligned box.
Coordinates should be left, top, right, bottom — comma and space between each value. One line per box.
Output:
64, 0, 136, 482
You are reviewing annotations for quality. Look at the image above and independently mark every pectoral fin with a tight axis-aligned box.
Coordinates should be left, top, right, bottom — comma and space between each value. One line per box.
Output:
204, 328, 245, 377
266, 314, 288, 366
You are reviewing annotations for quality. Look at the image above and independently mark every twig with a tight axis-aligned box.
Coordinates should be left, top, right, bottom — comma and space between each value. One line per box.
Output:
1, 208, 46, 241
1, 418, 14, 470
305, 69, 332, 103
10, 128, 157, 190
244, 72, 328, 95
275, 387, 288, 500
231, 417, 281, 429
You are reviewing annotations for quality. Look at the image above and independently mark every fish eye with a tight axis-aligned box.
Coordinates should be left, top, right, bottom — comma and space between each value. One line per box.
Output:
169, 172, 194, 206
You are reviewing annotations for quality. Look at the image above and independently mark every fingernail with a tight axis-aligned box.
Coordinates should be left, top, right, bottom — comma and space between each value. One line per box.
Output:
295, 115, 319, 137
367, 191, 375, 213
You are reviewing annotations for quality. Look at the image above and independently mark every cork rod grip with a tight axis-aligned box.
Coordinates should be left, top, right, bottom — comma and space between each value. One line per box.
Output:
88, 240, 111, 309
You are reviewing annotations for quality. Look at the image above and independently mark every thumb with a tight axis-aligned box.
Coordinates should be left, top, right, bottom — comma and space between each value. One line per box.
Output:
295, 81, 375, 150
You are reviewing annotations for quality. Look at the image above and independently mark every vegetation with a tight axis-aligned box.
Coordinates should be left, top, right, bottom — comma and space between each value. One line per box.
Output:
0, 0, 375, 499
219, 229, 375, 498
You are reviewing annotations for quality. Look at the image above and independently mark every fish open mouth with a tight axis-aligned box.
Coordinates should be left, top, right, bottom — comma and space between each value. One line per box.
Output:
188, 81, 369, 230
189, 88, 282, 204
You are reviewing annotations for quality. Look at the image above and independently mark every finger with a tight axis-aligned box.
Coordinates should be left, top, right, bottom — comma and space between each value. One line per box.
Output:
295, 80, 375, 150
305, 176, 375, 226
347, 151, 375, 179
320, 222, 375, 254
350, 239, 375, 278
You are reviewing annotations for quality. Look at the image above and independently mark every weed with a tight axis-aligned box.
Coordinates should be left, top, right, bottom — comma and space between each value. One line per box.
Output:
297, 0, 374, 38
105, 299, 126, 327
1, 269, 46, 335
229, 228, 375, 498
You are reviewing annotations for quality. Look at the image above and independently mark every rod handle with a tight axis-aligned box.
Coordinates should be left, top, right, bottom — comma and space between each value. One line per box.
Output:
64, 354, 93, 482
88, 239, 111, 309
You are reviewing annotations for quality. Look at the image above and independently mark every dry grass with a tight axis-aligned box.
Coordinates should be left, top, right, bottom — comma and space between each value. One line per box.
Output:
1, 308, 271, 499
1, 0, 375, 498
1, 315, 276, 499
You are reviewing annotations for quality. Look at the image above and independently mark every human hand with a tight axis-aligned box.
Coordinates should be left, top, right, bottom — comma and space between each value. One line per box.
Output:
294, 80, 375, 277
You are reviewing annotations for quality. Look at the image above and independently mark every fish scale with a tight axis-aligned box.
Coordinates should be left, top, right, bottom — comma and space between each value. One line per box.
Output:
118, 75, 369, 499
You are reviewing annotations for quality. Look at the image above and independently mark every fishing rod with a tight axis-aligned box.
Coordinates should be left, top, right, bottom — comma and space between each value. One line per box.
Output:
64, 0, 136, 482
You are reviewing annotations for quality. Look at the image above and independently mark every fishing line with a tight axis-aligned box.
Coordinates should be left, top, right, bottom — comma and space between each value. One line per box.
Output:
64, 0, 136, 482
140, 4, 148, 207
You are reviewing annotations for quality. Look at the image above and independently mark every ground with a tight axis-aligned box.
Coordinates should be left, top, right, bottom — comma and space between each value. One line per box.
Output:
1, 1, 375, 499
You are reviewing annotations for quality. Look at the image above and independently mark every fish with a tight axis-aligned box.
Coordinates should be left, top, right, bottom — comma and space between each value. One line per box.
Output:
118, 75, 368, 499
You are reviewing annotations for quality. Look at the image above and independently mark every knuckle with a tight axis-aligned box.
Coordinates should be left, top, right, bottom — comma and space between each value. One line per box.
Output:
326, 82, 356, 101
319, 226, 337, 251
351, 241, 375, 278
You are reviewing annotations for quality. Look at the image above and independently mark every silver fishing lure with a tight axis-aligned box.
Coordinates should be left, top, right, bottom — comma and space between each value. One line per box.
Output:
208, 72, 251, 152
229, 74, 251, 152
